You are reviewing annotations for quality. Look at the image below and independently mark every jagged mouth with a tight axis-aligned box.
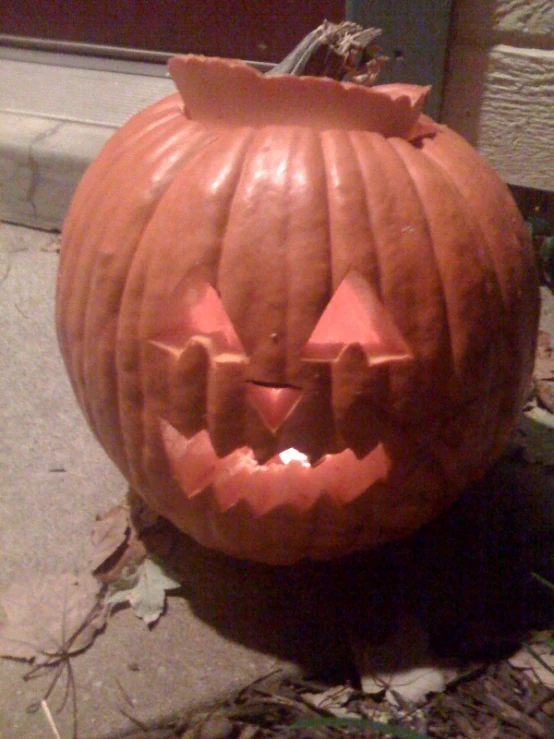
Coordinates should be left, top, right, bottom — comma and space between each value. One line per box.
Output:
161, 421, 392, 514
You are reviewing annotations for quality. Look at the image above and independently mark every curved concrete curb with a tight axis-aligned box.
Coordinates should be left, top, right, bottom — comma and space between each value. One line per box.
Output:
0, 54, 174, 230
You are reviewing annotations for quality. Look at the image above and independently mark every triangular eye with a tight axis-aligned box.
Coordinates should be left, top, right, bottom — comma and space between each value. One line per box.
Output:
301, 272, 412, 365
151, 273, 244, 355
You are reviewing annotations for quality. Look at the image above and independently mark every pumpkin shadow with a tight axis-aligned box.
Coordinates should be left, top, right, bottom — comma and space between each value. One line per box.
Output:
161, 459, 554, 683
410, 460, 554, 660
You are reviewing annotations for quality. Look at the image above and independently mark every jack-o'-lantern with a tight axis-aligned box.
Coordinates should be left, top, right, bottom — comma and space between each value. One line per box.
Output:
56, 23, 539, 564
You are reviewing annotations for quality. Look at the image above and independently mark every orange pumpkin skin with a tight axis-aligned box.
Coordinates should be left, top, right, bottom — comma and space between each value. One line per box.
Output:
56, 56, 539, 564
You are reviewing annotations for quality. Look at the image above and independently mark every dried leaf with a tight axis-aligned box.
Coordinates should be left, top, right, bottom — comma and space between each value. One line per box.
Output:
105, 556, 181, 625
534, 359, 554, 382
517, 412, 554, 464
362, 666, 458, 707
356, 616, 460, 706
302, 685, 360, 719
535, 379, 554, 413
533, 331, 554, 390
0, 572, 105, 664
509, 642, 554, 688
537, 330, 553, 357
40, 234, 62, 253
90, 504, 130, 572
92, 501, 149, 584
525, 405, 554, 429
128, 487, 160, 532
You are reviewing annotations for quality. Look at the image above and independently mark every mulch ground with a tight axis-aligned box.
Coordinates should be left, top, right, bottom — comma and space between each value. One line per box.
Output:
114, 658, 554, 738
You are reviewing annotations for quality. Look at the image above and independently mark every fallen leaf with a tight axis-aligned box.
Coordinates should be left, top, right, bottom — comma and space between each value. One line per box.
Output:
90, 504, 130, 572
509, 641, 554, 688
525, 405, 554, 429
363, 666, 459, 707
0, 572, 106, 664
41, 236, 61, 253
128, 487, 160, 532
533, 330, 554, 391
92, 494, 173, 585
534, 360, 554, 383
105, 556, 181, 625
537, 330, 553, 357
302, 685, 360, 719
517, 411, 554, 465
92, 502, 149, 584
355, 615, 460, 706
535, 379, 554, 414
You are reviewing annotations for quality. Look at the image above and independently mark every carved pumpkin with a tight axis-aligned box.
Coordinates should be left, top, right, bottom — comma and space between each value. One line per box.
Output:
56, 52, 539, 564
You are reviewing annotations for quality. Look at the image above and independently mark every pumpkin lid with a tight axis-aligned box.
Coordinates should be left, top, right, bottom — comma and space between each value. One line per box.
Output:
168, 54, 433, 139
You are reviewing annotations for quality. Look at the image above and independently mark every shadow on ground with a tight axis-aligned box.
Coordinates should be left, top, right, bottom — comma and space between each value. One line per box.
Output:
155, 457, 554, 685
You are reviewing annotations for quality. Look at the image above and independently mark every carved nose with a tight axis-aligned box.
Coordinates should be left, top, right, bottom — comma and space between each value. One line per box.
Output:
246, 383, 302, 433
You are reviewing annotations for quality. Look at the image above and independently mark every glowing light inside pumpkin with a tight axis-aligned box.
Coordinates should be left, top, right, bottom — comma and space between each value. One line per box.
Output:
278, 447, 311, 467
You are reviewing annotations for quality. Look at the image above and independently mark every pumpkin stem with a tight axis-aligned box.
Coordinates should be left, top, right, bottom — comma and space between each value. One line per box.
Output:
266, 20, 388, 85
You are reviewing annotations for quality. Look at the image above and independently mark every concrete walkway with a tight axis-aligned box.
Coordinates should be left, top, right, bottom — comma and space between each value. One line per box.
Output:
0, 220, 386, 737
0, 223, 302, 738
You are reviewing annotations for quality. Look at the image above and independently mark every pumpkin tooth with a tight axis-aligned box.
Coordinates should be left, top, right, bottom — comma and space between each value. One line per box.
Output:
160, 420, 393, 515
149, 339, 209, 438
204, 357, 247, 457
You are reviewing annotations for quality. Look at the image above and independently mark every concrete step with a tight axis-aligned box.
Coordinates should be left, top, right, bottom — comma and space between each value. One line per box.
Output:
0, 50, 174, 230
